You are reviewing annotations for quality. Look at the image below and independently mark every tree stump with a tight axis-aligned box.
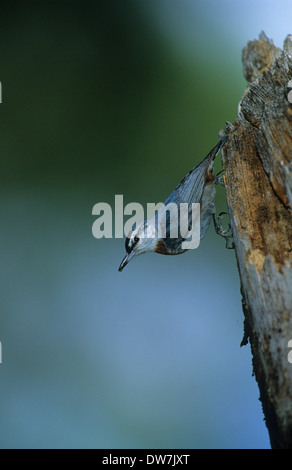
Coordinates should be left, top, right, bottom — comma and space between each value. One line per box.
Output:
220, 32, 292, 449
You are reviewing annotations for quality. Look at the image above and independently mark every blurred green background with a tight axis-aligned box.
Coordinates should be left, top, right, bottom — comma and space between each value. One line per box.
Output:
0, 0, 290, 449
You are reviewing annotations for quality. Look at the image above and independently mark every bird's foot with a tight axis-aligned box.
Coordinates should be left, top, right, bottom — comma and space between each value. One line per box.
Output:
215, 171, 225, 187
213, 212, 234, 249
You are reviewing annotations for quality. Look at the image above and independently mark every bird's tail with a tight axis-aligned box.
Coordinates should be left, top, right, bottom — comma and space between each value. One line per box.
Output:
164, 135, 228, 207
204, 135, 228, 165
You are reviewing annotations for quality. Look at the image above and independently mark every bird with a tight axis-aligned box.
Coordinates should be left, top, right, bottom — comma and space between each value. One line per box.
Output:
118, 136, 229, 272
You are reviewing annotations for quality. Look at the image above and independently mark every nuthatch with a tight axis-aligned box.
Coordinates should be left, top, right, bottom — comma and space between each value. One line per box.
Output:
118, 136, 230, 272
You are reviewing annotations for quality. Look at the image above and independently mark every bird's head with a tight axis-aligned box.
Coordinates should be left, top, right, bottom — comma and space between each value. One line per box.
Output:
118, 220, 158, 272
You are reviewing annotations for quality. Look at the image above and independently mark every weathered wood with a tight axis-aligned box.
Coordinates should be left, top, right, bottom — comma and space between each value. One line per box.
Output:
220, 32, 292, 449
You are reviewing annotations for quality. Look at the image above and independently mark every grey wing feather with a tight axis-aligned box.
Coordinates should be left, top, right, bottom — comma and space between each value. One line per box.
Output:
162, 137, 227, 252
164, 137, 227, 207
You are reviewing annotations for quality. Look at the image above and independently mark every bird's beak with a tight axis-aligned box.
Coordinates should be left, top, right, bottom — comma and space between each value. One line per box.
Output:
118, 250, 135, 272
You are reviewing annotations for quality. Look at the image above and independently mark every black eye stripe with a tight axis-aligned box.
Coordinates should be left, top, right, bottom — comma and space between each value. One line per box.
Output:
125, 237, 131, 253
125, 235, 139, 253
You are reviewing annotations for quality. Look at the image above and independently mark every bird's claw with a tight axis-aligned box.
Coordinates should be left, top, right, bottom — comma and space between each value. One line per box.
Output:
215, 172, 225, 187
213, 212, 234, 249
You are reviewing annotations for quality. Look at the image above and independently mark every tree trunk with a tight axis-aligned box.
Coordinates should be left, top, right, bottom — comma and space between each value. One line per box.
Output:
220, 32, 292, 449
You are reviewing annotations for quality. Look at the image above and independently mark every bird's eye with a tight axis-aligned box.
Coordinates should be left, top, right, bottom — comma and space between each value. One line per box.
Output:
125, 234, 139, 254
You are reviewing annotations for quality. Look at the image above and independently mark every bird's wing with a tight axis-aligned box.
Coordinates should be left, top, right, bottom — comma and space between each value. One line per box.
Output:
161, 137, 227, 253
164, 137, 227, 207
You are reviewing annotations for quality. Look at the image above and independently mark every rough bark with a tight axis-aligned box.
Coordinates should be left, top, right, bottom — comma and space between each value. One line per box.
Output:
220, 32, 292, 449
